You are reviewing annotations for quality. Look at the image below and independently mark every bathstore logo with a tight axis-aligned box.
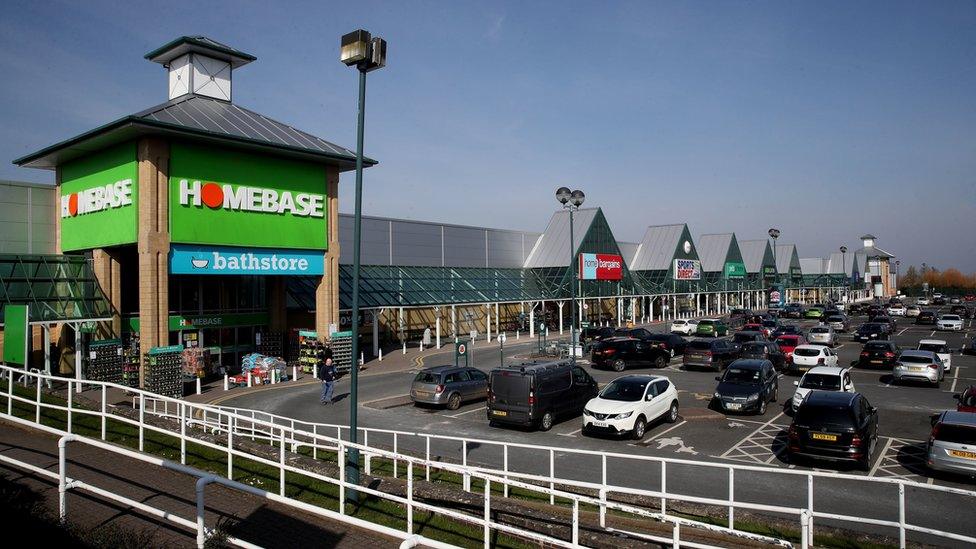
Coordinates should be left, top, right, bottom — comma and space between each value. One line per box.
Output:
60, 179, 133, 218
178, 179, 324, 218
169, 244, 324, 276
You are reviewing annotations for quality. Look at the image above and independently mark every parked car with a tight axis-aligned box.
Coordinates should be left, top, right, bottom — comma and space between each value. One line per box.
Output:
917, 339, 952, 373
582, 375, 679, 439
411, 365, 489, 409
892, 350, 944, 387
805, 307, 825, 320
949, 305, 972, 319
916, 297, 931, 306
791, 366, 856, 412
825, 315, 850, 332
581, 326, 617, 351
590, 337, 671, 371
949, 297, 962, 305
915, 311, 937, 325
937, 314, 964, 332
926, 411, 976, 477
787, 391, 879, 471
683, 339, 738, 371
670, 319, 697, 335
761, 318, 780, 333
965, 295, 976, 302
740, 341, 788, 371
854, 323, 888, 343
772, 324, 802, 338
933, 296, 947, 306
696, 318, 729, 337
775, 334, 808, 363
868, 315, 897, 332
807, 325, 837, 347
887, 304, 906, 316
487, 361, 598, 431
791, 344, 839, 373
742, 323, 770, 339
964, 336, 976, 356
783, 303, 805, 319
732, 330, 766, 347
954, 386, 976, 413
644, 333, 688, 358
729, 308, 753, 323
711, 359, 779, 415
858, 341, 899, 369
905, 305, 922, 318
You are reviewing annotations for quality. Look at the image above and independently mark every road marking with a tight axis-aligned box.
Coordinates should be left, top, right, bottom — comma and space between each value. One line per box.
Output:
897, 328, 907, 336
950, 363, 960, 393
558, 428, 582, 437
930, 331, 936, 337
719, 411, 785, 459
642, 420, 687, 443
446, 406, 486, 418
868, 437, 894, 476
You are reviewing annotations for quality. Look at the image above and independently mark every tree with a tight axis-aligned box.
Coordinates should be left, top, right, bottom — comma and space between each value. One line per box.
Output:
901, 265, 919, 287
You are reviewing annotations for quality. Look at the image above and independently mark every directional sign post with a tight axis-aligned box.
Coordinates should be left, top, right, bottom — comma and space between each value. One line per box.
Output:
455, 339, 469, 368
498, 332, 507, 367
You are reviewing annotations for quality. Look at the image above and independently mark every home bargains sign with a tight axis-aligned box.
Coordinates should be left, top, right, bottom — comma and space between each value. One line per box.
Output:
169, 142, 328, 250
578, 253, 623, 281
673, 259, 701, 280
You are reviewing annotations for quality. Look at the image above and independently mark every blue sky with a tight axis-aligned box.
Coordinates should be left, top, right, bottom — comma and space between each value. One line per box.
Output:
1, 1, 974, 270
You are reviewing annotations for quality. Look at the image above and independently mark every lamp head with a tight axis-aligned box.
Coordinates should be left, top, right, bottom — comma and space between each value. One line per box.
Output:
570, 190, 585, 207
340, 30, 371, 66
840, 246, 847, 254
556, 187, 571, 205
768, 228, 780, 239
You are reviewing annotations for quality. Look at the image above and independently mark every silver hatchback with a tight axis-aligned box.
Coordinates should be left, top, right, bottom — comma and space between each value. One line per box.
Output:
410, 365, 489, 409
807, 326, 837, 347
892, 350, 944, 387
928, 411, 976, 477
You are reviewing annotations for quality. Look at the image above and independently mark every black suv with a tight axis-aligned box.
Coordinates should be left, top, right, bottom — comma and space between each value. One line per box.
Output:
683, 339, 738, 371
858, 341, 899, 369
740, 341, 787, 371
949, 305, 972, 319
782, 304, 805, 319
590, 337, 671, 371
487, 361, 598, 431
915, 311, 937, 325
854, 323, 888, 343
787, 391, 878, 470
642, 333, 688, 357
712, 359, 779, 415
581, 327, 617, 351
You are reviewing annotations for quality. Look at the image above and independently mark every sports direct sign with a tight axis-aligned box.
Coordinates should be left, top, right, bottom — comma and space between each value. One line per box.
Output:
177, 179, 325, 218
673, 259, 702, 280
60, 179, 133, 218
579, 253, 623, 281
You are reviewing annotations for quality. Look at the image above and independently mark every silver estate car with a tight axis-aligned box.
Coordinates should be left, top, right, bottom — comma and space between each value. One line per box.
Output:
928, 411, 976, 477
807, 325, 837, 347
410, 365, 489, 409
825, 314, 849, 332
892, 350, 944, 387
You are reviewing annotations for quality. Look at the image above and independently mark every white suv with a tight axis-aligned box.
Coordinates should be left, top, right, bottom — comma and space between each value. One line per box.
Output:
792, 366, 855, 411
583, 375, 679, 439
918, 339, 952, 372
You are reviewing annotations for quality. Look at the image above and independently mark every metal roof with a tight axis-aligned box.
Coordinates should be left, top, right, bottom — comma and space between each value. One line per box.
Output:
855, 244, 895, 259
14, 94, 373, 170
697, 233, 734, 273
775, 244, 797, 273
145, 36, 256, 68
825, 252, 850, 275
617, 241, 639, 265
523, 208, 598, 268
738, 240, 773, 273
800, 258, 824, 275
630, 224, 686, 271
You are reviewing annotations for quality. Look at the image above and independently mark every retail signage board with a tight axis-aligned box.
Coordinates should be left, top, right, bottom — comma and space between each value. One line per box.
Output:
169, 142, 328, 250
2, 305, 28, 366
763, 266, 777, 278
125, 312, 270, 333
578, 253, 623, 281
673, 259, 701, 281
170, 244, 324, 276
790, 267, 803, 279
59, 142, 138, 251
724, 262, 746, 279
768, 284, 785, 308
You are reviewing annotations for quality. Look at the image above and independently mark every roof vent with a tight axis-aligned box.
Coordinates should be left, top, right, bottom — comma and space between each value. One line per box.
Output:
145, 36, 256, 102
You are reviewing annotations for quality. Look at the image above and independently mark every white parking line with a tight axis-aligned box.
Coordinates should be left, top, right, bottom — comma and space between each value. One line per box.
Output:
446, 406, 487, 418
719, 411, 785, 459
951, 364, 960, 393
558, 428, 582, 437
897, 328, 908, 336
642, 419, 687, 443
868, 437, 894, 476
930, 331, 936, 337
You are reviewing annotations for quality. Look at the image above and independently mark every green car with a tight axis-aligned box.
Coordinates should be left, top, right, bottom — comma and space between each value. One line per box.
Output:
805, 307, 824, 319
696, 318, 729, 337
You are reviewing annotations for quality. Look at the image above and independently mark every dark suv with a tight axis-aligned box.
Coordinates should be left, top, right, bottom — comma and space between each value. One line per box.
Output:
712, 359, 779, 415
858, 340, 899, 369
915, 311, 937, 325
643, 333, 688, 357
740, 341, 787, 371
787, 391, 879, 471
590, 337, 671, 371
683, 339, 738, 371
487, 361, 598, 431
854, 323, 888, 343
581, 327, 617, 351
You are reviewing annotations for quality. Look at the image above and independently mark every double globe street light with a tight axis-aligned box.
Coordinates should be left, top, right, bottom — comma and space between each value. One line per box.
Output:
556, 187, 585, 363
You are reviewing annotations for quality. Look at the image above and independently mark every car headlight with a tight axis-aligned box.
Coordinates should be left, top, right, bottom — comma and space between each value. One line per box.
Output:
713, 392, 722, 399
583, 409, 593, 417
746, 393, 760, 402
611, 411, 633, 420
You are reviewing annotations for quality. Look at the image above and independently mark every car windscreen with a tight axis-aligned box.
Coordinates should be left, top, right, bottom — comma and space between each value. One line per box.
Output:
941, 315, 961, 321
864, 342, 891, 351
859, 324, 883, 332
698, 320, 714, 327
918, 343, 946, 353
733, 333, 758, 343
688, 340, 713, 350
414, 372, 441, 384
598, 379, 648, 401
936, 424, 976, 445
741, 343, 768, 355
722, 367, 761, 384
899, 355, 932, 364
762, 320, 777, 327
794, 348, 821, 357
796, 405, 854, 428
800, 374, 841, 390
776, 337, 798, 346
489, 372, 531, 402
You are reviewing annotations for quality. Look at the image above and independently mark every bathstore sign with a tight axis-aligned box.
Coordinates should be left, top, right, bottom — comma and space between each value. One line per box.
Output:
673, 259, 701, 280
60, 179, 133, 218
169, 244, 324, 276
578, 253, 623, 281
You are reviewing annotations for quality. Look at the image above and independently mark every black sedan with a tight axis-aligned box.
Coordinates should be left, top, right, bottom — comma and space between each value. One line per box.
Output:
711, 359, 779, 415
858, 340, 899, 369
915, 311, 937, 325
854, 323, 888, 343
787, 391, 878, 471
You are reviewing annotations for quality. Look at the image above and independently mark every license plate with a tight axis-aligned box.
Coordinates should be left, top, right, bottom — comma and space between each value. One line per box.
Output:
811, 433, 838, 442
726, 403, 742, 410
491, 410, 508, 417
415, 391, 430, 397
871, 360, 882, 364
910, 367, 925, 372
590, 421, 607, 428
949, 450, 976, 460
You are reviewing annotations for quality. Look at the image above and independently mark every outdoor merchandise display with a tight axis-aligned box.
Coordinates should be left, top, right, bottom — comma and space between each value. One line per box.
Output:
181, 347, 213, 378
298, 330, 328, 374
330, 331, 353, 372
88, 339, 123, 384
232, 353, 287, 385
144, 345, 183, 398
122, 333, 141, 388
256, 331, 283, 359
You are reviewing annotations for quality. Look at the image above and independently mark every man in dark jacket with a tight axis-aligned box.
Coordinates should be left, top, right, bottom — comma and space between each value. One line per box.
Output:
319, 358, 336, 404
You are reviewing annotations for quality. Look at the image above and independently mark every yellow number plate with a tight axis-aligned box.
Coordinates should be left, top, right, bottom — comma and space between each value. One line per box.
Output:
811, 433, 838, 442
949, 450, 976, 460
491, 410, 508, 417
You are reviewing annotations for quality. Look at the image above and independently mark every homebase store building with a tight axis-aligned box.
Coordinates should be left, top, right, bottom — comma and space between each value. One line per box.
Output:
1, 37, 888, 384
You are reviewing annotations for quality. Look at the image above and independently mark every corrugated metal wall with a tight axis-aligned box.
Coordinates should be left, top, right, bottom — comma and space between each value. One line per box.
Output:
0, 181, 56, 254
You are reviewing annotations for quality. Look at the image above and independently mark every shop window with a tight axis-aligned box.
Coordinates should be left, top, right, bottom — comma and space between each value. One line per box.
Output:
201, 277, 221, 312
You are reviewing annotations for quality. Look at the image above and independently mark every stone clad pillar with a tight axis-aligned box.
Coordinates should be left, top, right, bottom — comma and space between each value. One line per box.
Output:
316, 168, 341, 339
92, 248, 123, 337
137, 138, 171, 387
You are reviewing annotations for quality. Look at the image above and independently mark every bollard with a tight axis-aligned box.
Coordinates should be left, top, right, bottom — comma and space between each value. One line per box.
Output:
247, 372, 252, 388
313, 364, 318, 379
360, 352, 364, 365
379, 348, 383, 361
420, 341, 424, 352
292, 366, 297, 381
403, 342, 407, 355
196, 377, 202, 395
223, 375, 228, 391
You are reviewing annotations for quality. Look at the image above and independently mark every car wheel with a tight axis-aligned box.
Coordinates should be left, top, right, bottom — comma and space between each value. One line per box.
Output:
612, 359, 626, 372
667, 401, 679, 423
758, 398, 767, 415
632, 416, 647, 440
772, 386, 778, 403
654, 356, 666, 369
538, 411, 554, 431
447, 392, 462, 410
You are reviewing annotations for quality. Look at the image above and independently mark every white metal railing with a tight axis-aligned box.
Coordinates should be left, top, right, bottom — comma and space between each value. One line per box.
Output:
147, 396, 976, 549
0, 365, 788, 549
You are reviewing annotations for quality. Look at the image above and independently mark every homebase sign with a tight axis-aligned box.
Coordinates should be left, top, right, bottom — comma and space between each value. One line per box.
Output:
170, 244, 323, 276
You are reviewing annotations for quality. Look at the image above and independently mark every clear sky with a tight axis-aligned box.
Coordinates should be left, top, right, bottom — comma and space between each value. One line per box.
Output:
1, 1, 974, 270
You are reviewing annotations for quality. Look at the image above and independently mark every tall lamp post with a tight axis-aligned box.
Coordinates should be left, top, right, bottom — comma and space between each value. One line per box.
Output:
895, 260, 900, 295
840, 246, 848, 301
768, 228, 780, 304
556, 187, 585, 363
339, 28, 387, 501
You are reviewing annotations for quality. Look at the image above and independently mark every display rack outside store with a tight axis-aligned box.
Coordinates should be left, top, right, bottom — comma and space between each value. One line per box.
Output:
330, 331, 353, 372
144, 345, 183, 398
87, 339, 123, 384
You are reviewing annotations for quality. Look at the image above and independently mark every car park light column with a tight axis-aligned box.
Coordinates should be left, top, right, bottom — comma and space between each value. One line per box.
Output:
556, 187, 585, 362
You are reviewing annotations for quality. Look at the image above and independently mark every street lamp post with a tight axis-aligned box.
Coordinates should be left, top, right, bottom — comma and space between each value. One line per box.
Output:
768, 228, 780, 304
840, 246, 848, 301
556, 187, 585, 363
339, 28, 387, 502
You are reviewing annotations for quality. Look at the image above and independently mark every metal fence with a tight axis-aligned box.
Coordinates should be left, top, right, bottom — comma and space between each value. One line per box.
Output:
0, 364, 790, 549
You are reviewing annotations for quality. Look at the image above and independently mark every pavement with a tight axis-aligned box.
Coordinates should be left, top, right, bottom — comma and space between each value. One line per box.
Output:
0, 419, 401, 548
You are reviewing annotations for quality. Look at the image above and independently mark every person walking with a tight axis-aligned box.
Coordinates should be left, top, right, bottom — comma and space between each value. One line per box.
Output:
423, 325, 432, 348
319, 357, 336, 404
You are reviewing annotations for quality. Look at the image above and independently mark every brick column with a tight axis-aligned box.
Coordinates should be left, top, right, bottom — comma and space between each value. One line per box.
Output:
315, 168, 341, 339
92, 248, 123, 337
137, 138, 171, 387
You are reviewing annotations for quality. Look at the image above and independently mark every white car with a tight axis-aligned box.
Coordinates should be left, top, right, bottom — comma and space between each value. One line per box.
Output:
790, 344, 839, 371
582, 375, 679, 439
791, 366, 855, 411
917, 297, 930, 306
917, 339, 952, 372
887, 305, 906, 316
670, 319, 698, 335
937, 314, 963, 331
905, 305, 921, 318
